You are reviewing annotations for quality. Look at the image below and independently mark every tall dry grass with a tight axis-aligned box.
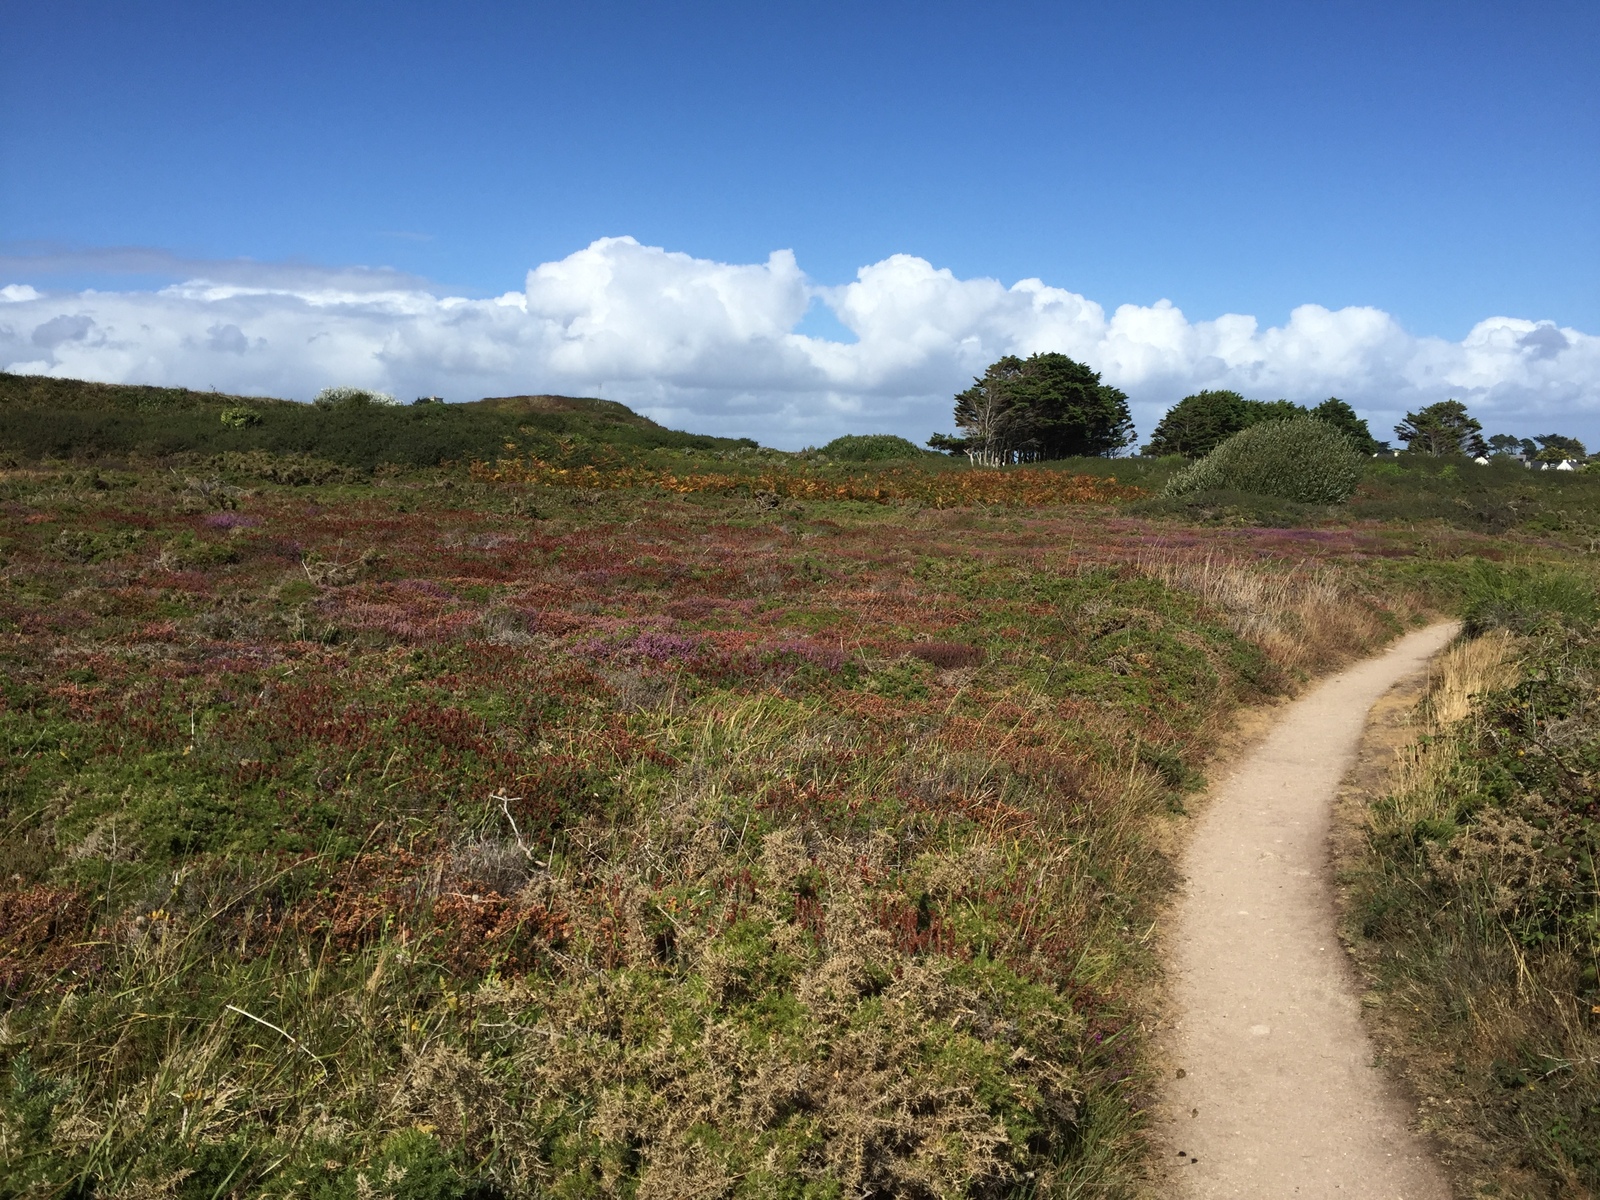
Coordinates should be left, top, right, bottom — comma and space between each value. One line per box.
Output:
1133, 551, 1402, 675
1380, 631, 1520, 831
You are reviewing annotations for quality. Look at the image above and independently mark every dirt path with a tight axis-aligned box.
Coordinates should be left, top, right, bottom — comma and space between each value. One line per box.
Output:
1158, 623, 1460, 1198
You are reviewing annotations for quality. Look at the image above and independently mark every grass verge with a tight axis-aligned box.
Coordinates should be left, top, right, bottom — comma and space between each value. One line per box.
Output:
1341, 577, 1600, 1197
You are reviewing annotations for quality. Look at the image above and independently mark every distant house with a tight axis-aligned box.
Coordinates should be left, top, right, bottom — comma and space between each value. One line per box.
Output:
1473, 456, 1490, 465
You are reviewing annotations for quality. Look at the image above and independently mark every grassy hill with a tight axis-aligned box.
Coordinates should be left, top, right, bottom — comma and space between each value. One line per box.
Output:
0, 373, 757, 469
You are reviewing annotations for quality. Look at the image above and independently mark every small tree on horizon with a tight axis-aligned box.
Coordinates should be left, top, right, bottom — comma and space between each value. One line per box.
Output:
1141, 392, 1365, 458
931, 353, 1134, 465
1394, 400, 1487, 458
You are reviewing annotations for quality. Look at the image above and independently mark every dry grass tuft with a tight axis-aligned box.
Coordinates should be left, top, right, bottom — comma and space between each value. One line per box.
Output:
1425, 627, 1520, 727
1133, 551, 1399, 675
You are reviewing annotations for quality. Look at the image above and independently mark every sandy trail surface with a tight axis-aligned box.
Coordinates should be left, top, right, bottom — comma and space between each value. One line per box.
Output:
1158, 623, 1459, 1199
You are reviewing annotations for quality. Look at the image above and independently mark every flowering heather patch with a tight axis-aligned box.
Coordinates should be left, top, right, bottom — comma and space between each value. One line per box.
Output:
578, 628, 704, 662
472, 454, 1144, 507
202, 510, 261, 529
0, 459, 1524, 1195
765, 637, 848, 672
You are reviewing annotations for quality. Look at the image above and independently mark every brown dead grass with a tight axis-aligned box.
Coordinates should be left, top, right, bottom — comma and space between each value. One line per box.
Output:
1134, 551, 1402, 676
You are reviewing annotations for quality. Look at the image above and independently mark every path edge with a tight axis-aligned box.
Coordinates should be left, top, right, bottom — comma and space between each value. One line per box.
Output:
1134, 621, 1463, 1197
1328, 630, 1480, 1198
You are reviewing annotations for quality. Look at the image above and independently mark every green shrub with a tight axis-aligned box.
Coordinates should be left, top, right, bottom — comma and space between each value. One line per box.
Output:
313, 386, 399, 409
318, 1130, 490, 1200
219, 406, 262, 428
820, 433, 927, 461
1458, 560, 1597, 634
1164, 417, 1366, 504
215, 450, 356, 486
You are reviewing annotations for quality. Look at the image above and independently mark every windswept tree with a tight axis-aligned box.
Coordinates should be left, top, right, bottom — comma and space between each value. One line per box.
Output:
930, 353, 1134, 464
1394, 400, 1487, 458
1486, 433, 1527, 457
934, 356, 1030, 466
1310, 398, 1385, 454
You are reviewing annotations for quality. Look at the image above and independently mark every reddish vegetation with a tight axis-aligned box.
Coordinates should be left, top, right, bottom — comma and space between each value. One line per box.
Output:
0, 885, 97, 996
472, 455, 1145, 507
0, 462, 1464, 1191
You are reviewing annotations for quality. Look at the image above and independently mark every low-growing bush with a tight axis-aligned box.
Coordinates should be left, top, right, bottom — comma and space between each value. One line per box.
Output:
819, 433, 928, 461
1131, 486, 1322, 527
1165, 416, 1366, 504
214, 449, 357, 486
313, 385, 399, 408
1459, 560, 1597, 634
218, 406, 262, 428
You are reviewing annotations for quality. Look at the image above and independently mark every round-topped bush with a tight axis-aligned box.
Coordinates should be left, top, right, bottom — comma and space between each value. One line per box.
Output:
819, 434, 928, 462
1165, 416, 1366, 504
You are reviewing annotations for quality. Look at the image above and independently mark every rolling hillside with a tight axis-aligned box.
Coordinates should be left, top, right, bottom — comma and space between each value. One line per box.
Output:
0, 373, 757, 469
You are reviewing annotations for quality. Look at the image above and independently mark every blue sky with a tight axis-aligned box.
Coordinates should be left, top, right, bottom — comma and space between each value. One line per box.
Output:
2, 1, 1596, 445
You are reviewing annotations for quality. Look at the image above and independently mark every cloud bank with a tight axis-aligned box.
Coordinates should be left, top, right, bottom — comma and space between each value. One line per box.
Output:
4, 236, 1597, 448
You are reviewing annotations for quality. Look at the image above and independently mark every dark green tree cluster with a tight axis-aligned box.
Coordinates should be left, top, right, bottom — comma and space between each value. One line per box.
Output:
928, 353, 1135, 464
1309, 398, 1386, 456
1486, 431, 1587, 463
1390, 401, 1588, 463
1386, 401, 1587, 463
1530, 434, 1588, 462
1143, 392, 1385, 457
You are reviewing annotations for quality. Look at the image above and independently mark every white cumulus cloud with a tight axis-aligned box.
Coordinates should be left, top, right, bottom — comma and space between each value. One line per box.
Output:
3, 235, 1597, 448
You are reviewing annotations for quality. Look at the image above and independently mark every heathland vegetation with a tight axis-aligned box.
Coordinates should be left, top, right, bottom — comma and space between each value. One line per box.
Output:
0, 374, 760, 474
1, 373, 1596, 1197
